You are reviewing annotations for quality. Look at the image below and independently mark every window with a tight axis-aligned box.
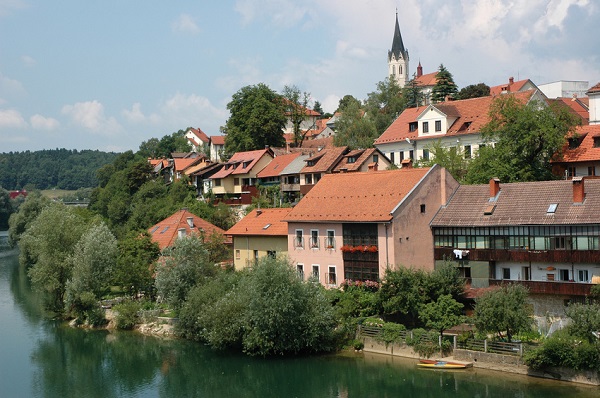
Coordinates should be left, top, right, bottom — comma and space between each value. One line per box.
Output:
312, 265, 319, 279
420, 204, 426, 213
314, 173, 321, 183
594, 137, 600, 148
253, 250, 259, 264
214, 179, 221, 187
297, 264, 304, 279
578, 270, 589, 283
306, 160, 316, 166
267, 250, 276, 258
328, 266, 337, 286
559, 269, 570, 281
422, 121, 429, 133
568, 166, 576, 177
310, 230, 319, 248
464, 145, 471, 159
547, 204, 558, 214
326, 230, 335, 249
588, 166, 596, 176
372, 154, 378, 163
409, 150, 414, 160
235, 250, 240, 259
305, 174, 313, 184
409, 122, 418, 132
502, 268, 511, 280
295, 230, 304, 248
389, 152, 395, 163
400, 151, 404, 161
347, 156, 356, 163
233, 178, 240, 185
422, 149, 429, 161
435, 120, 442, 132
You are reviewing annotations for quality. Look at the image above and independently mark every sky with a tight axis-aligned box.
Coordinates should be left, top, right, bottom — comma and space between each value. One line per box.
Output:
1, 0, 599, 153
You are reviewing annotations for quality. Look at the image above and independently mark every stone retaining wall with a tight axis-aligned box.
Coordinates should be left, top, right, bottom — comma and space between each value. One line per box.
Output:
453, 348, 524, 366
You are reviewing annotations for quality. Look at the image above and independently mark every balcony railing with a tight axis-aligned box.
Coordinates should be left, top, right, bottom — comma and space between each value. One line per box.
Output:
435, 247, 600, 263
490, 279, 593, 296
295, 237, 304, 249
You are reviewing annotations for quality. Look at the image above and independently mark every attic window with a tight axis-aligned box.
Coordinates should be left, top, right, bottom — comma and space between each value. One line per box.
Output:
347, 156, 356, 164
263, 223, 271, 230
243, 161, 250, 168
594, 137, 600, 148
483, 204, 496, 215
150, 226, 159, 233
568, 138, 580, 149
160, 226, 169, 234
409, 122, 418, 132
307, 160, 315, 167
547, 203, 558, 214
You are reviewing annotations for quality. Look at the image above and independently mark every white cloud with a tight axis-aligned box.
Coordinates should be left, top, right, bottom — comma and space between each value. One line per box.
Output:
160, 92, 228, 134
61, 100, 122, 134
0, 0, 28, 17
172, 14, 200, 34
234, 0, 315, 28
0, 108, 27, 129
534, 0, 589, 33
30, 114, 59, 130
0, 72, 26, 99
20, 55, 36, 67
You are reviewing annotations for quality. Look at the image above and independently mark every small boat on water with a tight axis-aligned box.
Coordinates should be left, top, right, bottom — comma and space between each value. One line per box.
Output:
417, 359, 470, 369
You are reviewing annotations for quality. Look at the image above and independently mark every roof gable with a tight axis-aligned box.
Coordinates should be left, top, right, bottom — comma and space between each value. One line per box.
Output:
301, 146, 349, 173
257, 152, 301, 178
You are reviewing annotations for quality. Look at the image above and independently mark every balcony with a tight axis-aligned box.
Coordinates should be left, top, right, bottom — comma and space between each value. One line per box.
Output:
490, 279, 593, 296
281, 183, 300, 192
435, 247, 600, 263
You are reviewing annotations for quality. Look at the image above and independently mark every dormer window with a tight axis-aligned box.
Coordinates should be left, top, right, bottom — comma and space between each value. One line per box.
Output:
243, 161, 250, 168
422, 121, 429, 133
435, 120, 442, 132
347, 156, 356, 164
307, 160, 315, 167
409, 122, 418, 132
594, 137, 600, 148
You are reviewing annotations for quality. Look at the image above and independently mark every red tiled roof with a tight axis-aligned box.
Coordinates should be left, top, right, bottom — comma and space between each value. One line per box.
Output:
148, 209, 230, 250
301, 146, 348, 174
300, 136, 335, 149
210, 135, 225, 145
489, 78, 532, 95
285, 167, 431, 222
549, 97, 589, 124
415, 71, 437, 87
173, 157, 200, 172
227, 208, 291, 236
557, 124, 600, 163
587, 82, 600, 94
257, 152, 301, 178
189, 127, 209, 143
374, 91, 535, 145
431, 178, 600, 227
210, 148, 272, 179
333, 148, 380, 172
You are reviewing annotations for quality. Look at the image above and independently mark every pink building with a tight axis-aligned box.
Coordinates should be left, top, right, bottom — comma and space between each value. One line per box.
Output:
284, 165, 459, 286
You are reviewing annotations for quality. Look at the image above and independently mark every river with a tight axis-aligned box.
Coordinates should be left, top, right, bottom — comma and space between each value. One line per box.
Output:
0, 248, 597, 397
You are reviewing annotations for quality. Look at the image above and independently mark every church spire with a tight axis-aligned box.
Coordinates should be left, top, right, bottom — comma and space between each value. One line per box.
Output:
388, 10, 409, 88
388, 11, 408, 62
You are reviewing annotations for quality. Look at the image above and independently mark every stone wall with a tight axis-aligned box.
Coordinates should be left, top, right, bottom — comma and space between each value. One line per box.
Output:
360, 336, 420, 359
453, 349, 524, 366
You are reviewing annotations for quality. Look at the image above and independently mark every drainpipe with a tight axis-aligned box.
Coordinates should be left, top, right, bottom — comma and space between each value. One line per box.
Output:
385, 223, 390, 266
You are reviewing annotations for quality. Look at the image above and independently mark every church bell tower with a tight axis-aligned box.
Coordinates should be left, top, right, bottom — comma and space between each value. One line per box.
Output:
388, 11, 409, 88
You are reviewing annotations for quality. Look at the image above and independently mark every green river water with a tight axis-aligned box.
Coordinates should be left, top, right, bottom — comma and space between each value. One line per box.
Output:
0, 248, 598, 397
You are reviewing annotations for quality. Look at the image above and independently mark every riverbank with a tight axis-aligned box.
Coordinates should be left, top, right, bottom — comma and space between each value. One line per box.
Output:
360, 336, 600, 387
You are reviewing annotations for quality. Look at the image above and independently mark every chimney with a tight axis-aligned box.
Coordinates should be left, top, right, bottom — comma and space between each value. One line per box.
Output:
573, 177, 585, 203
490, 177, 500, 199
509, 76, 514, 85
186, 217, 194, 228
256, 209, 263, 216
177, 228, 186, 239
368, 163, 378, 172
417, 61, 423, 78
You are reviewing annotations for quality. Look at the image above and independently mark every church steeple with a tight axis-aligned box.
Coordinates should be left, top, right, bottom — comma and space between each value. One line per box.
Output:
388, 11, 409, 88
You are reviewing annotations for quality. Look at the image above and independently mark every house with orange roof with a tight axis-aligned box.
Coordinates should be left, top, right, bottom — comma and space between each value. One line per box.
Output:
489, 77, 538, 96
279, 153, 310, 203
284, 165, 459, 287
332, 148, 391, 173
148, 208, 231, 251
282, 100, 320, 136
185, 127, 210, 152
431, 177, 600, 318
257, 152, 302, 187
299, 146, 349, 195
226, 208, 292, 270
374, 90, 546, 167
188, 162, 223, 197
552, 83, 600, 178
413, 62, 438, 105
209, 148, 274, 204
209, 135, 225, 162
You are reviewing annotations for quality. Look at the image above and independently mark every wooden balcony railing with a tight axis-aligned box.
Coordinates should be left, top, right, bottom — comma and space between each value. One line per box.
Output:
435, 247, 600, 263
490, 279, 593, 296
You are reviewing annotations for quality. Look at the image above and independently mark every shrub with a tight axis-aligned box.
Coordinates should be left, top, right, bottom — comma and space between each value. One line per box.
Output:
378, 322, 407, 346
406, 328, 440, 358
113, 300, 142, 330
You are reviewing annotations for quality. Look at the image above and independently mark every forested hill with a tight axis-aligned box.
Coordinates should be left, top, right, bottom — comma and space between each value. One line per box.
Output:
0, 149, 119, 190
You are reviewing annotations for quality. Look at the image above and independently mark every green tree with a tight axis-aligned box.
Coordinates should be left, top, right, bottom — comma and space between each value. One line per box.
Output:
419, 294, 464, 348
431, 64, 458, 103
335, 95, 361, 113
282, 85, 312, 147
20, 204, 89, 313
456, 83, 490, 100
403, 75, 425, 108
473, 284, 533, 341
8, 191, 51, 246
312, 100, 325, 116
565, 302, 600, 343
224, 83, 286, 154
333, 101, 378, 149
154, 234, 217, 309
64, 223, 117, 322
378, 267, 428, 325
114, 230, 160, 296
364, 77, 407, 134
418, 140, 469, 182
465, 96, 581, 183
0, 187, 13, 229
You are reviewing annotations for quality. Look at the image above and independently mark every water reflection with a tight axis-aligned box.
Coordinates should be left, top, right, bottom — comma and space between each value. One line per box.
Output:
2, 251, 598, 398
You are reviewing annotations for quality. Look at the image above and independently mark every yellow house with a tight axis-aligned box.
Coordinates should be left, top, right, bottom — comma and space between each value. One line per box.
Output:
226, 208, 291, 270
